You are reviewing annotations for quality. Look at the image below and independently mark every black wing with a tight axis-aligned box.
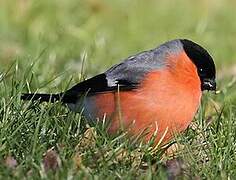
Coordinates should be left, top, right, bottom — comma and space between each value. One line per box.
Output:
62, 73, 138, 102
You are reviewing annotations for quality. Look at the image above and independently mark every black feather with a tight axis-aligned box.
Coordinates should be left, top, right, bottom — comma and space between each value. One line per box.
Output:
21, 93, 61, 102
62, 73, 137, 103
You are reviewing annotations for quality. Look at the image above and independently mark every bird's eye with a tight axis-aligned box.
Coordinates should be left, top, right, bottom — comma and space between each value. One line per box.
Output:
199, 68, 206, 75
198, 68, 207, 77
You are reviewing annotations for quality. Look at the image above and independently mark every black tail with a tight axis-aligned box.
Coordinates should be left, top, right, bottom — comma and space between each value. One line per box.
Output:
21, 93, 62, 103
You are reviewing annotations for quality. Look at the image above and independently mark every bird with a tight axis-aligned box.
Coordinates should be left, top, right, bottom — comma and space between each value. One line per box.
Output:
21, 39, 216, 144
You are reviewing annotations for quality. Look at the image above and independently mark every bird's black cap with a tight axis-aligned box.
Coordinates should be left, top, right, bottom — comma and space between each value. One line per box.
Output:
180, 39, 216, 91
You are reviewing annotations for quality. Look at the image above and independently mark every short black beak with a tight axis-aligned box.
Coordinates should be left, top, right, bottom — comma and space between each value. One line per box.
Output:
202, 79, 216, 91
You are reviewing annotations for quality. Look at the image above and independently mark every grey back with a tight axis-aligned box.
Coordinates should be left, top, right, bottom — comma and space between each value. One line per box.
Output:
105, 39, 183, 87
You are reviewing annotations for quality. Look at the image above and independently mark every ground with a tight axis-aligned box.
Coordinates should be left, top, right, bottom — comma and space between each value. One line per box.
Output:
0, 0, 236, 179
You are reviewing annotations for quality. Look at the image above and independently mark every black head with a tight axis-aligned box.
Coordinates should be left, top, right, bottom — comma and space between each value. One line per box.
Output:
180, 39, 216, 91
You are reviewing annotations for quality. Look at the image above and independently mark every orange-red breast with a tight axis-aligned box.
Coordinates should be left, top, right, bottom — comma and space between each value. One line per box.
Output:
21, 39, 216, 144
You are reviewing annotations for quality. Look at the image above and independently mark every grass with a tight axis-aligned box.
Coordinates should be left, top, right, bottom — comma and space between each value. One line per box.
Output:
0, 0, 236, 179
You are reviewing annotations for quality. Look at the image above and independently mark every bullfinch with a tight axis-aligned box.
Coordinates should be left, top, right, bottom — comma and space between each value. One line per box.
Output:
21, 39, 216, 144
